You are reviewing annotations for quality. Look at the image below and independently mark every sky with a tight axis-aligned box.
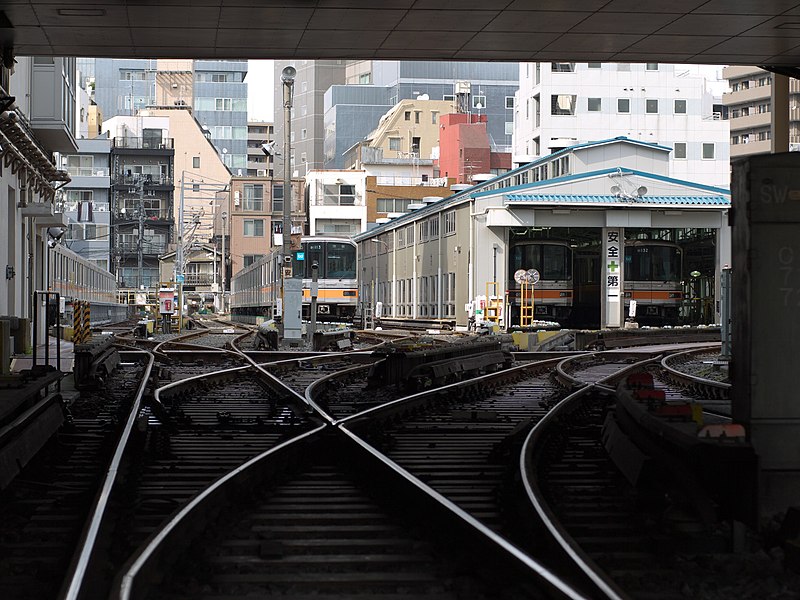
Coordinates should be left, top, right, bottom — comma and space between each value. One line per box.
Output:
247, 60, 275, 122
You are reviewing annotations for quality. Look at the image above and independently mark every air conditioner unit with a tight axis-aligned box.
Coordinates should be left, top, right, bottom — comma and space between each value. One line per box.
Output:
318, 305, 330, 314
257, 169, 267, 176
234, 191, 240, 206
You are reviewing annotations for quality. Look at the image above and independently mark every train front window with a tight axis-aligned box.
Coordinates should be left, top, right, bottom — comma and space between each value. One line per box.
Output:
542, 244, 571, 280
326, 242, 356, 279
510, 244, 571, 281
626, 246, 681, 281
306, 242, 324, 278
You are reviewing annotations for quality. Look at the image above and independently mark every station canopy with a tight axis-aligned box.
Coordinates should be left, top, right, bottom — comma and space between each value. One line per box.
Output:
3, 1, 800, 68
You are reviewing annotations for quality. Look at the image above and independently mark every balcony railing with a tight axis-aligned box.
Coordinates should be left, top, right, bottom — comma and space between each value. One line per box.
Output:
113, 137, 175, 150
183, 274, 216, 285
114, 208, 173, 221
118, 242, 169, 254
374, 176, 449, 187
114, 174, 173, 187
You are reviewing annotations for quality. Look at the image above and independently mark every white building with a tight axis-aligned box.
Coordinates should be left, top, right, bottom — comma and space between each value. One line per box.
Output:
514, 63, 730, 188
305, 170, 367, 237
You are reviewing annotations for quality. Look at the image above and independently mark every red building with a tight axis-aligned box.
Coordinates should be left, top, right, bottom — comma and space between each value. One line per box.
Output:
437, 113, 511, 184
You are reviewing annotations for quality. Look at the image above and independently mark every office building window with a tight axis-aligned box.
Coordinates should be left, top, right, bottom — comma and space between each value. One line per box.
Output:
702, 143, 715, 159
414, 111, 421, 124
377, 198, 413, 213
215, 98, 232, 111
505, 121, 514, 135
505, 96, 515, 109
472, 95, 486, 109
193, 156, 200, 169
551, 62, 575, 72
646, 63, 659, 70
587, 62, 602, 68
674, 99, 687, 114
617, 98, 630, 113
551, 94, 576, 116
243, 219, 264, 236
443, 94, 455, 101
646, 99, 659, 113
588, 97, 602, 112
431, 111, 438, 124
673, 142, 687, 159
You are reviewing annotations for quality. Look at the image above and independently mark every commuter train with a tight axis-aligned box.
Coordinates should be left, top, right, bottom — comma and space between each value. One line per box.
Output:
231, 237, 358, 324
49, 243, 129, 325
507, 239, 683, 327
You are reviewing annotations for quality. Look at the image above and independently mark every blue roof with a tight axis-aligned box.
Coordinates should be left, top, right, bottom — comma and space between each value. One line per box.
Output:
506, 194, 730, 206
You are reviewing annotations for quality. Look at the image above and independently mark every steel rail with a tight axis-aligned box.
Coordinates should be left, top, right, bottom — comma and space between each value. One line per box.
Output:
59, 349, 155, 600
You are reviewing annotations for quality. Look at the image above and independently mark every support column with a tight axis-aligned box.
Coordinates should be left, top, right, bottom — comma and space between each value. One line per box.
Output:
731, 153, 800, 517
601, 227, 624, 328
771, 74, 790, 154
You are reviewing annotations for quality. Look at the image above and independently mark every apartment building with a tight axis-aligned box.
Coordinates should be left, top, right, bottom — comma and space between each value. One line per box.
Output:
247, 121, 274, 177
273, 60, 347, 173
721, 66, 800, 158
57, 138, 113, 271
515, 62, 729, 187
106, 120, 174, 290
227, 176, 306, 276
305, 170, 367, 237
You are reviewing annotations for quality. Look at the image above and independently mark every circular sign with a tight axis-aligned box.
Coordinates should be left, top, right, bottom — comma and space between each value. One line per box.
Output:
514, 269, 528, 284
527, 269, 540, 284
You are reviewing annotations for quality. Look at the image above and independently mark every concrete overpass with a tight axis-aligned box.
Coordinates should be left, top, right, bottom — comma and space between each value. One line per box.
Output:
2, 1, 800, 67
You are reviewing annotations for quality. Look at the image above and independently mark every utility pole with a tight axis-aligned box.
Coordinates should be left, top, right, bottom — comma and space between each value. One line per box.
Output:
221, 209, 227, 314
137, 179, 144, 290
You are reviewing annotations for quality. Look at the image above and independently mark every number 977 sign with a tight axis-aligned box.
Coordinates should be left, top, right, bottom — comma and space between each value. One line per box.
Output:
514, 268, 540, 285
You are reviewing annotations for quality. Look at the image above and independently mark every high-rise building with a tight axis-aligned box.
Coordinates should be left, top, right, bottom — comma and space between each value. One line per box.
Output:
515, 62, 730, 187
721, 66, 800, 158
273, 60, 347, 174
85, 59, 248, 173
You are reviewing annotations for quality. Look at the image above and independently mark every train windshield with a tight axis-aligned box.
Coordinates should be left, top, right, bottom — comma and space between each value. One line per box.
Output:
510, 243, 571, 281
326, 242, 356, 279
625, 245, 681, 281
305, 242, 324, 277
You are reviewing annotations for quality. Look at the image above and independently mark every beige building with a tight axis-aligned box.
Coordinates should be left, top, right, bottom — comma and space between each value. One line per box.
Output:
144, 107, 232, 242
722, 66, 800, 158
227, 176, 306, 277
365, 98, 454, 161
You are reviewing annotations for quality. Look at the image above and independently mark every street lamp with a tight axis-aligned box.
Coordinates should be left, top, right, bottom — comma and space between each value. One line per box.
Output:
280, 65, 302, 340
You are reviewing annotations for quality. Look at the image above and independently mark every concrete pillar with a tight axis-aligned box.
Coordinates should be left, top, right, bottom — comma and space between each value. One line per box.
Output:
772, 73, 790, 153
601, 227, 624, 328
731, 153, 800, 517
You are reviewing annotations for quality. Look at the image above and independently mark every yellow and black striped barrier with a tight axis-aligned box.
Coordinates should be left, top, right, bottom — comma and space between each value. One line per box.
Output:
73, 301, 83, 344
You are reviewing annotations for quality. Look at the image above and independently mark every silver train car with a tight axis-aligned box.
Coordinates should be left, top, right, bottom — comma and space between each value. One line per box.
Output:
231, 236, 358, 324
49, 243, 129, 325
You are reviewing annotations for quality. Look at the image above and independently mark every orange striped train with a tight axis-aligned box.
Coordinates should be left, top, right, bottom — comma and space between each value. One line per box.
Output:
507, 239, 683, 326
231, 236, 358, 324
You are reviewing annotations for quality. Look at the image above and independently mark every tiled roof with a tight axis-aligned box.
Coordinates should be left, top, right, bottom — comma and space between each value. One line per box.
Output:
505, 194, 730, 206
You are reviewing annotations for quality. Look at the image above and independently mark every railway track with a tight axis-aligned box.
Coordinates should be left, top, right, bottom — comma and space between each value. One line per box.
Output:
0, 350, 152, 600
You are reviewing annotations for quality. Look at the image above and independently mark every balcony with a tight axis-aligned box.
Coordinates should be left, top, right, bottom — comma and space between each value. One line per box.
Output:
731, 139, 772, 157
112, 137, 175, 151
118, 242, 169, 255
722, 85, 771, 106
114, 208, 173, 222
728, 111, 771, 132
113, 174, 174, 187
183, 273, 216, 285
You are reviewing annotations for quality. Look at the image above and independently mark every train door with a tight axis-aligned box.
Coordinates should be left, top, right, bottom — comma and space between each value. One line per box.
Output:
572, 249, 601, 327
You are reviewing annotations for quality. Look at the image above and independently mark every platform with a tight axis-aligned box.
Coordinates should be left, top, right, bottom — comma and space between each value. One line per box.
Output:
11, 336, 75, 374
